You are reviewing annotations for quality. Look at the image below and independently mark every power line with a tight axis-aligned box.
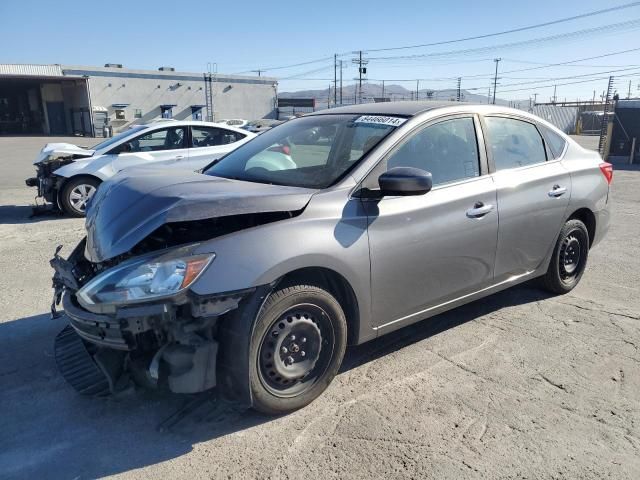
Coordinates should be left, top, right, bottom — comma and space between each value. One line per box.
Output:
462, 47, 640, 79
364, 2, 640, 53
464, 65, 640, 90
233, 4, 640, 74
368, 18, 640, 62
474, 69, 640, 94
233, 55, 338, 75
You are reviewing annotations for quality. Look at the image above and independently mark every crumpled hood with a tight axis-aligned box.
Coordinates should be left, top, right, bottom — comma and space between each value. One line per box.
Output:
84, 169, 316, 262
34, 143, 94, 164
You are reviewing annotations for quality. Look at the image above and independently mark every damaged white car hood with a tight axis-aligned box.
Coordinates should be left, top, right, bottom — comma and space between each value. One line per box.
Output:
34, 143, 95, 165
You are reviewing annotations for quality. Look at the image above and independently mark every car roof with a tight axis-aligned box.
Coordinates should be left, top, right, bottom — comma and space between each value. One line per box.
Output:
139, 120, 255, 136
306, 101, 566, 132
308, 101, 464, 117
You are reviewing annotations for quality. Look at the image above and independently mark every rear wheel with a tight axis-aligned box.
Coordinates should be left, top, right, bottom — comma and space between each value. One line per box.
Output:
248, 285, 347, 415
540, 219, 590, 294
59, 176, 101, 217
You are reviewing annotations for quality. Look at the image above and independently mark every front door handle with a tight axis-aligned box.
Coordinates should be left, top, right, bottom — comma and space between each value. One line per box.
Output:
466, 202, 494, 218
548, 185, 567, 197
175, 155, 185, 160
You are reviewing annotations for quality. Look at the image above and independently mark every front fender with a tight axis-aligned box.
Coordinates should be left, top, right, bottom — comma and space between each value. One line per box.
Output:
189, 191, 373, 340
53, 155, 116, 181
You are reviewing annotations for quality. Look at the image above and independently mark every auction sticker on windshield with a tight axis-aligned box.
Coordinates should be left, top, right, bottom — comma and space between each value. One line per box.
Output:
354, 116, 407, 127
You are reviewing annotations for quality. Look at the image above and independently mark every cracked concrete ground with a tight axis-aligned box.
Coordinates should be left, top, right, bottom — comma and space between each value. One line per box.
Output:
0, 136, 639, 479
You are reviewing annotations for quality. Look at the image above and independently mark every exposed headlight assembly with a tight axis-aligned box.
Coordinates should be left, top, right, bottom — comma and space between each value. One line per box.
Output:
77, 250, 215, 310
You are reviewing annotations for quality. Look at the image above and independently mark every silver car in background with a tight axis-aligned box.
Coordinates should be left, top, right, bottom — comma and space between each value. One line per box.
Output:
50, 102, 611, 414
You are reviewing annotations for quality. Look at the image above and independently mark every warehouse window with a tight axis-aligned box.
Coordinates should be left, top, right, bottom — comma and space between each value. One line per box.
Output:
191, 106, 203, 121
160, 106, 174, 119
134, 109, 142, 119
115, 109, 126, 120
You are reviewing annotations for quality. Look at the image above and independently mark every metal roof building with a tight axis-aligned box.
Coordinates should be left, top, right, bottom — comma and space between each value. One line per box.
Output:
0, 63, 277, 136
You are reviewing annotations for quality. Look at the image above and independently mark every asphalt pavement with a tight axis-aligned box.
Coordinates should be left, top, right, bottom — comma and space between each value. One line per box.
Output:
0, 135, 639, 479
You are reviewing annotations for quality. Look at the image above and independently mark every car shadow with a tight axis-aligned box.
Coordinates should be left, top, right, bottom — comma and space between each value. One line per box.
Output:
0, 205, 68, 224
0, 283, 551, 479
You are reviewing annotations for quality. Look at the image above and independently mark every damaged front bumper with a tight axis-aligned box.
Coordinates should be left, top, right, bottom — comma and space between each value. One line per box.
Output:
27, 161, 69, 208
50, 242, 256, 397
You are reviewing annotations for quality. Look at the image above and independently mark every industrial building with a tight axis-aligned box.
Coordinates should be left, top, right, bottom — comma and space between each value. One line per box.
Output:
0, 63, 277, 136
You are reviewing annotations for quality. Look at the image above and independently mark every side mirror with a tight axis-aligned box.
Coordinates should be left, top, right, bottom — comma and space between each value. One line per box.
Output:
378, 167, 433, 196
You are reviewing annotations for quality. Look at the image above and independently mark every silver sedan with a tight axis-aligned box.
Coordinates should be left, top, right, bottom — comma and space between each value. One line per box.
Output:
52, 102, 611, 414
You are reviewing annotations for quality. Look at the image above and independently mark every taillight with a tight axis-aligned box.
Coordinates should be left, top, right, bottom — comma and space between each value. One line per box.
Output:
599, 162, 613, 185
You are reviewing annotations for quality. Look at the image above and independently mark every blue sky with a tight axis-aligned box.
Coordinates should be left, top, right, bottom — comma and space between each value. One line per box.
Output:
2, 0, 640, 101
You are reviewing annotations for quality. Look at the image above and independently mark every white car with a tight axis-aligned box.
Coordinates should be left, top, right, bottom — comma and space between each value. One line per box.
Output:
26, 121, 256, 216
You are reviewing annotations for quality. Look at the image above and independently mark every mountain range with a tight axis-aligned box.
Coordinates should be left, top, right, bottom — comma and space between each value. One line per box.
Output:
280, 83, 529, 109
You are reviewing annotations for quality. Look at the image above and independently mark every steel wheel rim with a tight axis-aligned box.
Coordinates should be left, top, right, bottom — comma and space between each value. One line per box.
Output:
258, 303, 334, 398
69, 184, 96, 212
559, 230, 585, 282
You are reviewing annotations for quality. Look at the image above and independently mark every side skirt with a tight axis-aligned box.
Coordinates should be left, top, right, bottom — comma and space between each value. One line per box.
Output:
373, 270, 540, 336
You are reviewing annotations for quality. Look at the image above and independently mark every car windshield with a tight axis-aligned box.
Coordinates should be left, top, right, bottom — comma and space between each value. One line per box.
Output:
204, 114, 401, 188
90, 125, 148, 151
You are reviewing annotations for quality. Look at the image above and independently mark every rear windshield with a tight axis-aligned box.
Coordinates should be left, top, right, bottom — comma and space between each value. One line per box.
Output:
204, 114, 403, 189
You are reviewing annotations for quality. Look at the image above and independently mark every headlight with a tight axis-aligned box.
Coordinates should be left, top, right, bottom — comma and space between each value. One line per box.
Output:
77, 252, 215, 309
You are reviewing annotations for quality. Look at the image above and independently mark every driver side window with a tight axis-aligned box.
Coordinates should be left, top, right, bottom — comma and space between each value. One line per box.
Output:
371, 117, 480, 188
123, 127, 187, 153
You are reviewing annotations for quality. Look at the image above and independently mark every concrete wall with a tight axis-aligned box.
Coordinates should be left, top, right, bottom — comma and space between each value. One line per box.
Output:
61, 65, 277, 132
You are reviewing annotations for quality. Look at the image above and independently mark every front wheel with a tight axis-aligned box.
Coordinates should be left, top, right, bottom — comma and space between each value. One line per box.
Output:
248, 285, 347, 415
59, 176, 101, 217
539, 219, 590, 294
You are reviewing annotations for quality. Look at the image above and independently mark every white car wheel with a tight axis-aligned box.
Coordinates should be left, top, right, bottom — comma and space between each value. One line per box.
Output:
60, 177, 101, 217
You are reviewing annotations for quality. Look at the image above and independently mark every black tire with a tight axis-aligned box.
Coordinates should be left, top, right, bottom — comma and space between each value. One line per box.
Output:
59, 176, 101, 217
248, 285, 347, 415
540, 219, 590, 294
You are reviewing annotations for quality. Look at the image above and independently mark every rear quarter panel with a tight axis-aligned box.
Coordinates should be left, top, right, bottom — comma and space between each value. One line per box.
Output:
561, 141, 610, 246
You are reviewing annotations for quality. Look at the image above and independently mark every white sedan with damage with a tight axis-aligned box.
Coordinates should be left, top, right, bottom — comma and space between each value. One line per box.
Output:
26, 121, 255, 216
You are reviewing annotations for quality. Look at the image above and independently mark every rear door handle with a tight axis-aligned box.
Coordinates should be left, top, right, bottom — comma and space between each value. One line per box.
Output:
466, 202, 494, 218
548, 185, 567, 197
175, 155, 185, 160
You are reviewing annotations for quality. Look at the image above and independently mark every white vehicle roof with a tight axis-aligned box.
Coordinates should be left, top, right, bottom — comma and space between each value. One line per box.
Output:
133, 120, 252, 136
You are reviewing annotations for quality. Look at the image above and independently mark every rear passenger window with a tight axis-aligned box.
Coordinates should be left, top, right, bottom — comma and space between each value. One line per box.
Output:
540, 125, 567, 159
192, 126, 245, 147
383, 117, 480, 186
485, 117, 547, 170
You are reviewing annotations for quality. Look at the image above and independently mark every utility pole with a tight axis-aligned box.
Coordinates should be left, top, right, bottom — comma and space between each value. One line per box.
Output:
487, 86, 491, 104
552, 84, 557, 103
339, 60, 343, 105
359, 51, 363, 103
333, 54, 337, 106
382, 80, 385, 101
533, 92, 538, 106
492, 58, 501, 104
456, 77, 462, 102
328, 84, 331, 109
352, 51, 368, 104
416, 80, 419, 101
628, 80, 632, 99
251, 69, 263, 77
